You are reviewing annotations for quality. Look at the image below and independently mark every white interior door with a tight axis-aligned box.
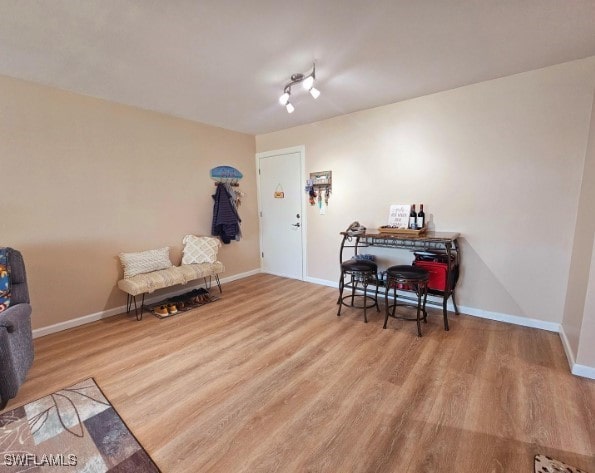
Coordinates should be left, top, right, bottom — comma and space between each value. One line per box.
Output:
258, 149, 304, 279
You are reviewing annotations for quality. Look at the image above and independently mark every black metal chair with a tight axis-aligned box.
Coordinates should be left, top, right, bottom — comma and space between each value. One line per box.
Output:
383, 265, 429, 336
337, 259, 380, 323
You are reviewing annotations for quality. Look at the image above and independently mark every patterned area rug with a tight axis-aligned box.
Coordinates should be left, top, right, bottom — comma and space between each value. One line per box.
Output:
0, 378, 160, 472
535, 454, 589, 473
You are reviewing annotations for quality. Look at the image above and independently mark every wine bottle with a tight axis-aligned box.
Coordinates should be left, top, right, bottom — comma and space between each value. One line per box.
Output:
416, 204, 425, 229
409, 204, 417, 229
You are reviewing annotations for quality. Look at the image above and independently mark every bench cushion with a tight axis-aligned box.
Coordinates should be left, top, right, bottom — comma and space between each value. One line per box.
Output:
118, 267, 184, 296
117, 262, 225, 297
177, 261, 224, 281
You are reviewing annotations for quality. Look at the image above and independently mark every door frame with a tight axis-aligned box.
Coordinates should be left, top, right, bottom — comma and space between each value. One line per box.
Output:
255, 145, 307, 280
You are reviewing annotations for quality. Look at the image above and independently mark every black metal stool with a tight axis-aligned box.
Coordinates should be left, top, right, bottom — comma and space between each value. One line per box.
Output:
384, 265, 429, 336
337, 259, 380, 323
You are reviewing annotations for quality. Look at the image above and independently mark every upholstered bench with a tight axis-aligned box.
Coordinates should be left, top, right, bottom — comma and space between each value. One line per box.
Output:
117, 236, 224, 320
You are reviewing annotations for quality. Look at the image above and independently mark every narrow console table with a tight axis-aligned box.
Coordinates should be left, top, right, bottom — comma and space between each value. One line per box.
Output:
339, 230, 460, 330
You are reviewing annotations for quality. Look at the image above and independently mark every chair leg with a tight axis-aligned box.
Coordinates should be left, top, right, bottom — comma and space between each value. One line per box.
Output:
383, 280, 390, 329
337, 272, 344, 305
451, 290, 459, 314
416, 289, 423, 337
363, 280, 368, 323
337, 271, 344, 316
442, 296, 450, 331
422, 283, 428, 323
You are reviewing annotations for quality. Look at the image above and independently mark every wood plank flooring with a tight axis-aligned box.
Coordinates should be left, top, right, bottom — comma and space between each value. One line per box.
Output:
11, 274, 595, 472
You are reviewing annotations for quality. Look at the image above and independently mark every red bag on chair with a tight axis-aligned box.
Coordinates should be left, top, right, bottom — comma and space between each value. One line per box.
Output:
412, 260, 448, 291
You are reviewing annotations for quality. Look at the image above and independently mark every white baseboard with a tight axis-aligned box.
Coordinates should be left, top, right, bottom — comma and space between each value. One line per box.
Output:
558, 325, 576, 370
304, 276, 338, 288
455, 304, 561, 332
32, 305, 129, 339
559, 325, 595, 380
571, 363, 595, 379
219, 268, 261, 284
32, 268, 261, 339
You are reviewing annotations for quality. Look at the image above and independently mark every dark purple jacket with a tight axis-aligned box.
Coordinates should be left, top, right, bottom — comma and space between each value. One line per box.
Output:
211, 183, 241, 244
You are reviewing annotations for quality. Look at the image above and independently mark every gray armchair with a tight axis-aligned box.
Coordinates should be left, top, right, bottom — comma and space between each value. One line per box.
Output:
0, 248, 34, 410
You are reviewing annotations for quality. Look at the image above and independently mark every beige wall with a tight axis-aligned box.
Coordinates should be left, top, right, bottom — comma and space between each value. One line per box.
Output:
257, 58, 595, 328
3, 57, 594, 371
1, 75, 259, 330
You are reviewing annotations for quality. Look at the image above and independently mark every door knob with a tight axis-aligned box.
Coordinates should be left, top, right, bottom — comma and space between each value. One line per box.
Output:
292, 223, 301, 227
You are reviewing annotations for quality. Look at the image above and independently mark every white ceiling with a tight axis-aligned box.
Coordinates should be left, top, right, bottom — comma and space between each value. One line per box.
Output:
1, 1, 595, 135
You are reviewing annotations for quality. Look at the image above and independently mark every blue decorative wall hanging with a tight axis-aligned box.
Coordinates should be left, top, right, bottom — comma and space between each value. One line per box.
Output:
210, 166, 243, 186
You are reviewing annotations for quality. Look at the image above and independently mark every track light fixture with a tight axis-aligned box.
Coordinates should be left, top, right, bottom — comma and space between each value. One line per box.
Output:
279, 63, 320, 113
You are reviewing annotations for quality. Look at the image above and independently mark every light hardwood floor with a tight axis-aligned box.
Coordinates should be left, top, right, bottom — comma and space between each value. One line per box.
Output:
12, 274, 595, 472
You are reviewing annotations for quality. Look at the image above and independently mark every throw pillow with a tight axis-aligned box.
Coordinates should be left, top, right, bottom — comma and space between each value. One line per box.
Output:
0, 248, 10, 313
182, 235, 220, 264
119, 247, 173, 279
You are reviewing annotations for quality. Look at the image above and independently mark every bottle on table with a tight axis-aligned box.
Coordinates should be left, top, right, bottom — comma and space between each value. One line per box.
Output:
416, 204, 425, 229
409, 204, 417, 229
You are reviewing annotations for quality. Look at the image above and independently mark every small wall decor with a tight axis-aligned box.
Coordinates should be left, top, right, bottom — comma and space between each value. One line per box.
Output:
387, 204, 411, 229
305, 171, 332, 207
210, 165, 243, 186
274, 184, 285, 199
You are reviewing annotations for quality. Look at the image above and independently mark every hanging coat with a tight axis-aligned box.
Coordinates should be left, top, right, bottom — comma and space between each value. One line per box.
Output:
211, 183, 241, 244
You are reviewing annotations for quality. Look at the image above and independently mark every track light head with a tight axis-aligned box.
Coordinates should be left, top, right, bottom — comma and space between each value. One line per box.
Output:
279, 62, 320, 113
279, 91, 290, 106
302, 75, 314, 91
